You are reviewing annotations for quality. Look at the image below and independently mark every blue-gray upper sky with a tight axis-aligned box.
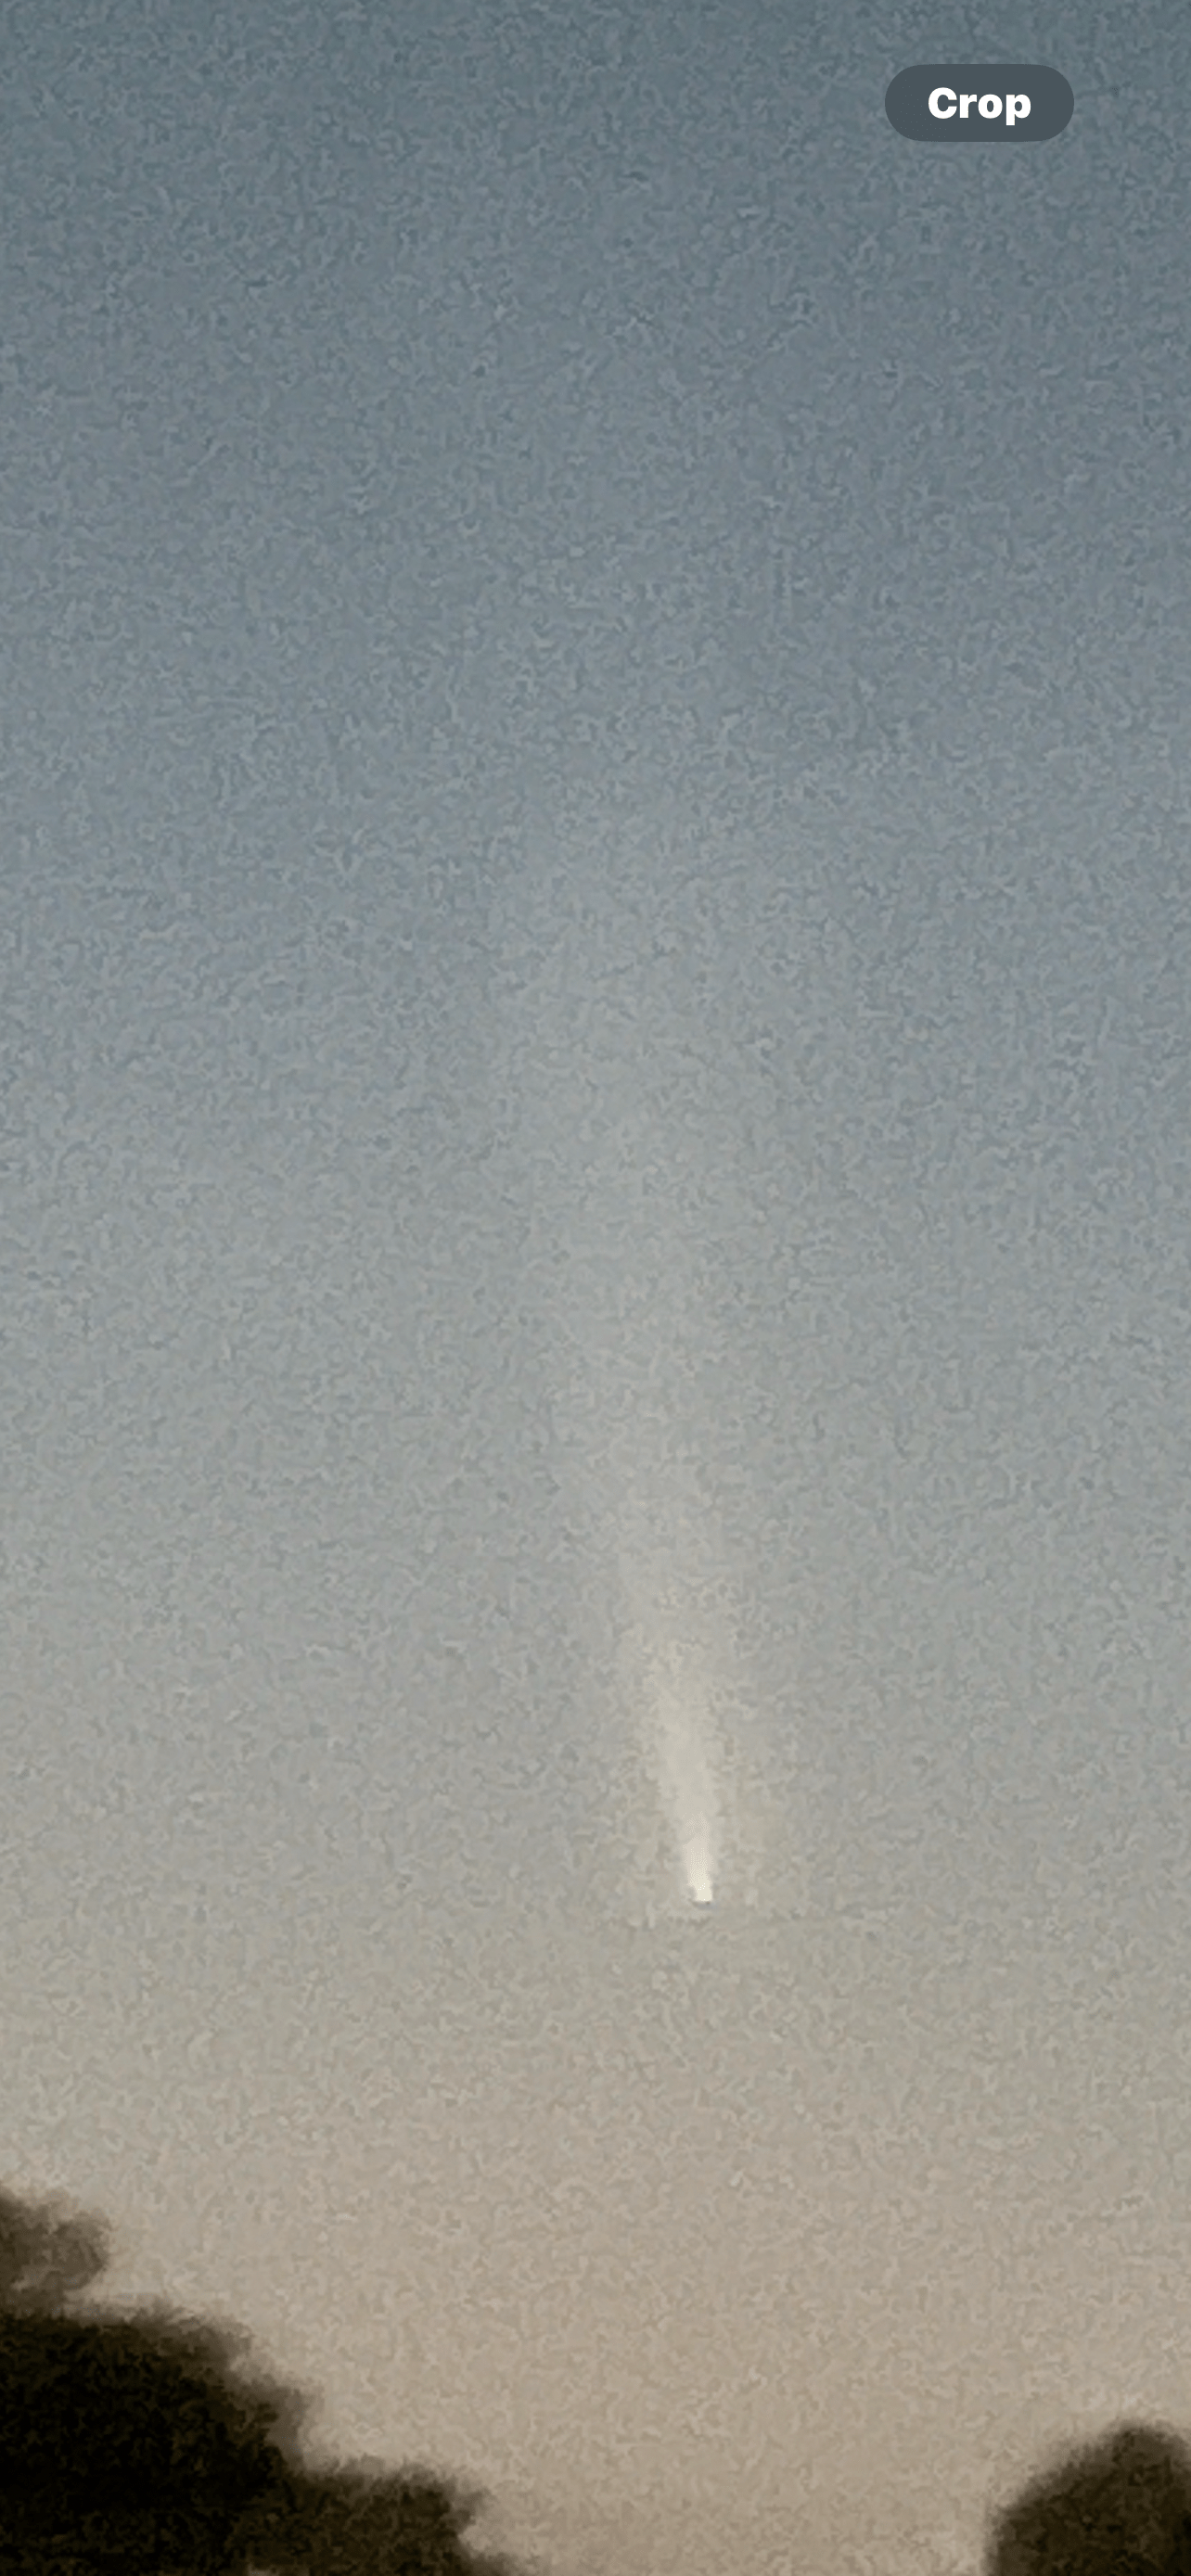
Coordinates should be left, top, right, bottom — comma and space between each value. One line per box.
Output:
4, 3, 1191, 2571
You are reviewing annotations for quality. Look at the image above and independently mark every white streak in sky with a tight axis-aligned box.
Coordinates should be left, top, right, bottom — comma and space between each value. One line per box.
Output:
650, 1635, 720, 1905
614, 1521, 746, 1922
492, 787, 805, 1924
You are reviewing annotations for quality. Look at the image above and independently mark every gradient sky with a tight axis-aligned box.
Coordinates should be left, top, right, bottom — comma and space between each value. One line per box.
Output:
4, 3, 1191, 2572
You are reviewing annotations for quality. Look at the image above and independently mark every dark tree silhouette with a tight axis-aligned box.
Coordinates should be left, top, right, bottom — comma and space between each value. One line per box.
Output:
0, 2185, 526, 2576
235, 2456, 519, 2576
0, 2190, 110, 2315
985, 2420, 1191, 2576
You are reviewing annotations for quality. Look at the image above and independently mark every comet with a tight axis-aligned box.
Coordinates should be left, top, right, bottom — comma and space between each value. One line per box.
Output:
652, 1637, 721, 1912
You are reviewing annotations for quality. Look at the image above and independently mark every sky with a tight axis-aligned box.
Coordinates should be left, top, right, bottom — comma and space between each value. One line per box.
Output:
3, 1, 1191, 2570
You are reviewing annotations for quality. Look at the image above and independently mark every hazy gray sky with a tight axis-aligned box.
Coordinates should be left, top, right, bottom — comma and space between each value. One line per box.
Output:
4, 3, 1191, 2571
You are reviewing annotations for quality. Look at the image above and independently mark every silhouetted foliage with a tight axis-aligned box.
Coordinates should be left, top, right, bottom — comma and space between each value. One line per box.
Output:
235, 2457, 521, 2576
0, 2190, 111, 2315
985, 2420, 1191, 2576
0, 2185, 526, 2576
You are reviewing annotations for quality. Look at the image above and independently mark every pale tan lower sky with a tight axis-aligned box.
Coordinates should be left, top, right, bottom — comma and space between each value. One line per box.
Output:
10, 1874, 1191, 2576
